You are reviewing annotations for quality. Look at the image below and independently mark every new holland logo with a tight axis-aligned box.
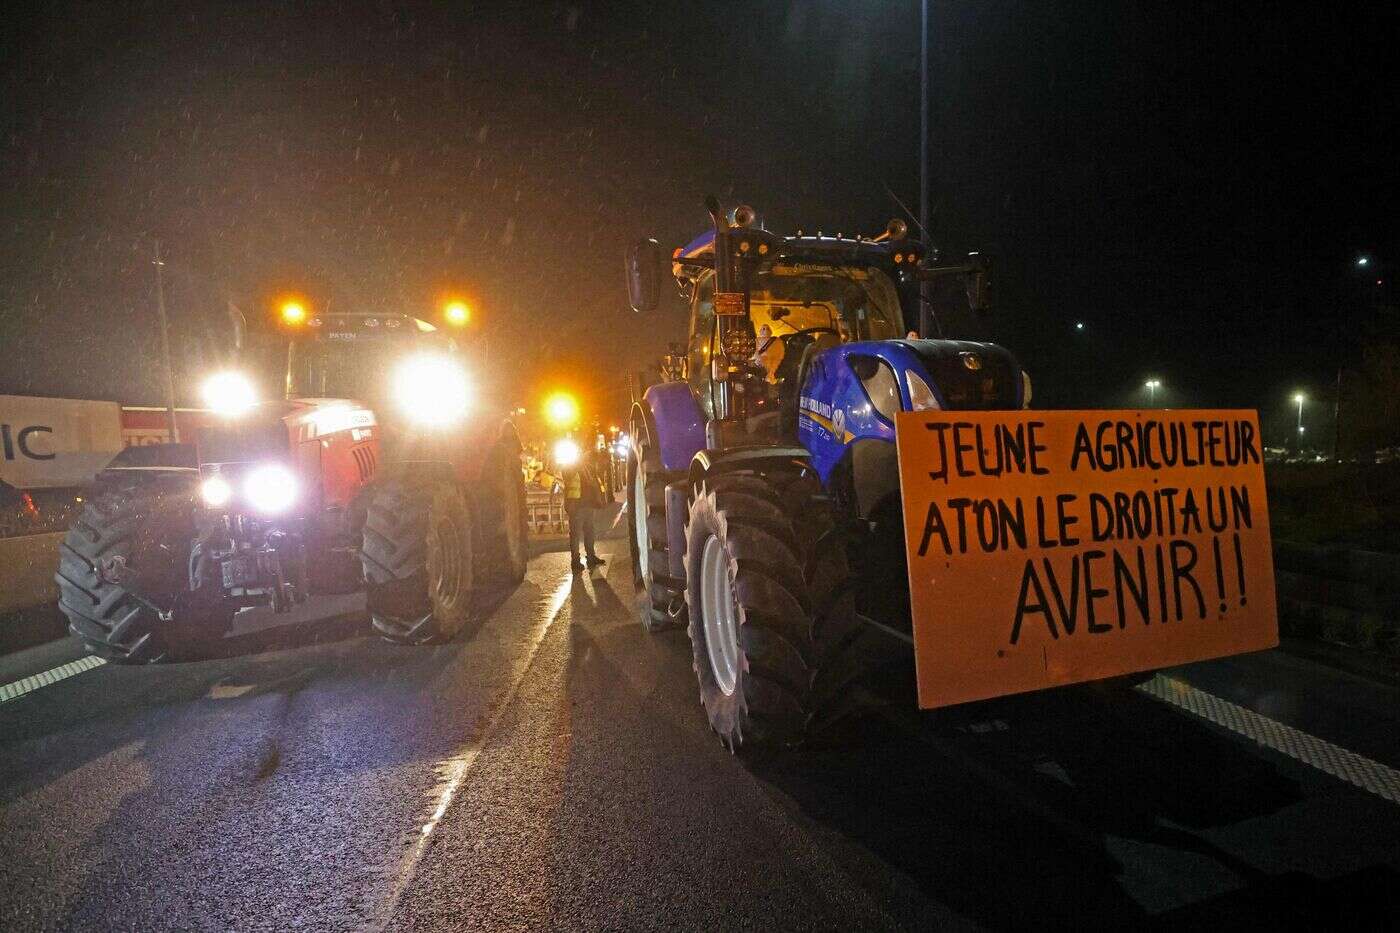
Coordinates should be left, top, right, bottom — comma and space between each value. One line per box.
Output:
960, 352, 983, 371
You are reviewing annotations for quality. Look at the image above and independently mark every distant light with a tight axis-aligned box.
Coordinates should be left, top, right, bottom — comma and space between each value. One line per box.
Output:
1293, 393, 1306, 404
544, 392, 580, 429
444, 300, 470, 326
1298, 426, 1305, 434
1144, 379, 1161, 389
281, 301, 307, 325
553, 438, 581, 467
1356, 257, 1370, 267
1075, 322, 1085, 331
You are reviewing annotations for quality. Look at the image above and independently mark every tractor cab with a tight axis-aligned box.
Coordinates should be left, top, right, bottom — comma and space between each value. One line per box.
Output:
278, 311, 477, 438
649, 217, 1002, 456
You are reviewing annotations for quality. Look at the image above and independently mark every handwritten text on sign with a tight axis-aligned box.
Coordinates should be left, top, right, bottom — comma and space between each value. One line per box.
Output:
895, 410, 1278, 709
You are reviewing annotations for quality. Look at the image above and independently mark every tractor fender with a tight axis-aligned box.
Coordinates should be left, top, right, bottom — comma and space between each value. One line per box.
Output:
843, 438, 901, 521
686, 446, 811, 491
639, 382, 705, 472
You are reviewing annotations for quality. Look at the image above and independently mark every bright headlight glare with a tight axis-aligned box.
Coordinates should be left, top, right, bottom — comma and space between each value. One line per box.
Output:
553, 438, 581, 467
243, 464, 298, 514
200, 476, 233, 508
202, 371, 257, 416
393, 354, 470, 426
907, 370, 942, 411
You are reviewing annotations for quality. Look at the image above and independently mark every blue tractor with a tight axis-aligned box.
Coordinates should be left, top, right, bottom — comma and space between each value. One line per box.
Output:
624, 198, 1023, 749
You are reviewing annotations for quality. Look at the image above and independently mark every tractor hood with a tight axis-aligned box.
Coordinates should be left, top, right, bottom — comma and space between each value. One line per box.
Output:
194, 401, 300, 466
897, 339, 1023, 410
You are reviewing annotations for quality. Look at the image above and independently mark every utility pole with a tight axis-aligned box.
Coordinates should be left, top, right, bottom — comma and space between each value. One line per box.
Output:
1333, 368, 1343, 461
918, 0, 932, 336
153, 241, 180, 444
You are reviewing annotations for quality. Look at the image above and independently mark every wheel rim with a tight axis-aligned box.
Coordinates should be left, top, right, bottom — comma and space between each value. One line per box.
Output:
633, 457, 649, 581
428, 512, 465, 607
699, 534, 740, 697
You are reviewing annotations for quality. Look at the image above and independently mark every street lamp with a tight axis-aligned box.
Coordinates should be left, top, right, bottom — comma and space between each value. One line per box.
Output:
1293, 392, 1306, 440
1144, 379, 1161, 406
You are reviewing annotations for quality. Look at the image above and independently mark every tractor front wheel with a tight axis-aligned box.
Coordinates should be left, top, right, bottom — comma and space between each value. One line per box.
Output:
683, 469, 854, 751
55, 483, 229, 663
362, 479, 473, 644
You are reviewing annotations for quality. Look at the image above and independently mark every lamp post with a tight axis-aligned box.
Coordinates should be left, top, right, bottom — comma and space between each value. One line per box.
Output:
1144, 379, 1161, 407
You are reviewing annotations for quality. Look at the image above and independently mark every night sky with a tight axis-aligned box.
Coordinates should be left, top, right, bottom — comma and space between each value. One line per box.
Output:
2, 1, 1395, 437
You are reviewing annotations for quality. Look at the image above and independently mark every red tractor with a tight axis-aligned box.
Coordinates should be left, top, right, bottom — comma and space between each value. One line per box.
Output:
55, 308, 528, 662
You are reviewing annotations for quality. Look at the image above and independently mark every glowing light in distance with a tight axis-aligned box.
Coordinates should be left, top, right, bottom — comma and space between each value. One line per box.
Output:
200, 476, 233, 508
553, 438, 581, 467
1293, 393, 1306, 404
281, 301, 307, 325
544, 392, 580, 429
202, 371, 257, 416
443, 301, 471, 326
243, 464, 299, 514
393, 354, 471, 426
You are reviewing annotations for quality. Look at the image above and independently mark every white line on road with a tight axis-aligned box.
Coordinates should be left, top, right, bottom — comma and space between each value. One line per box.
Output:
369, 571, 577, 929
1139, 674, 1400, 805
0, 655, 106, 704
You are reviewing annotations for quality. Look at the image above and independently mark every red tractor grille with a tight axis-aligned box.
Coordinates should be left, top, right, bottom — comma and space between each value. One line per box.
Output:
351, 444, 377, 483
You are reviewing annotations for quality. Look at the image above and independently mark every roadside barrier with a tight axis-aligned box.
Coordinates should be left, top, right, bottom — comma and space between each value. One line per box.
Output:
526, 489, 567, 536
1274, 542, 1400, 654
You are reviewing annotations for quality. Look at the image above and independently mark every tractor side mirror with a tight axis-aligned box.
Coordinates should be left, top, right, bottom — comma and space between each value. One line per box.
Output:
626, 238, 664, 313
919, 253, 993, 315
966, 255, 993, 315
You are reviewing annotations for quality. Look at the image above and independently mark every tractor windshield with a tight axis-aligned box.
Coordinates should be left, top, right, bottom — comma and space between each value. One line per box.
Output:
287, 334, 456, 400
750, 263, 904, 341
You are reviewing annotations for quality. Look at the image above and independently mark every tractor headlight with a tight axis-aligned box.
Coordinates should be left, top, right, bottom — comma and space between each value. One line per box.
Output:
243, 464, 299, 514
906, 370, 942, 411
393, 354, 471, 426
202, 371, 257, 417
200, 475, 233, 509
850, 356, 901, 423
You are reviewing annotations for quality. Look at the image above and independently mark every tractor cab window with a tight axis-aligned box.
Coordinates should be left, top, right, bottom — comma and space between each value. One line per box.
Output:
686, 272, 717, 420
288, 333, 457, 400
750, 264, 904, 343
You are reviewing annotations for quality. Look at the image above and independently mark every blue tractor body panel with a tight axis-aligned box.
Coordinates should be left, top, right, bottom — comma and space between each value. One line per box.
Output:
642, 381, 707, 472
796, 339, 1025, 484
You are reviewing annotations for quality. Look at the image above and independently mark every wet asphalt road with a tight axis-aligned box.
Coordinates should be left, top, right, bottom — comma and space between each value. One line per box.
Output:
2, 540, 1399, 931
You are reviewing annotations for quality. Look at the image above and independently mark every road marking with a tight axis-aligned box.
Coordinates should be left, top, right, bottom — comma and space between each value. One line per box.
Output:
370, 571, 576, 929
0, 655, 107, 704
1139, 674, 1400, 805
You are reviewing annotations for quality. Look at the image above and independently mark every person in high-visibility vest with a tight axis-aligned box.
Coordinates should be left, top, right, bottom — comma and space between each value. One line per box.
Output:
563, 449, 606, 572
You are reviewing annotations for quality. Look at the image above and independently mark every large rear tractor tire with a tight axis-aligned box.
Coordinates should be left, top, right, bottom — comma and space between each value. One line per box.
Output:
683, 469, 855, 751
476, 444, 529, 588
55, 483, 222, 663
627, 443, 681, 633
362, 479, 473, 644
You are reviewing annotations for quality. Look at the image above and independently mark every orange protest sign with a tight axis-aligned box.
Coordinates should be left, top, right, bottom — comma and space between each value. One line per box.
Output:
895, 410, 1278, 709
